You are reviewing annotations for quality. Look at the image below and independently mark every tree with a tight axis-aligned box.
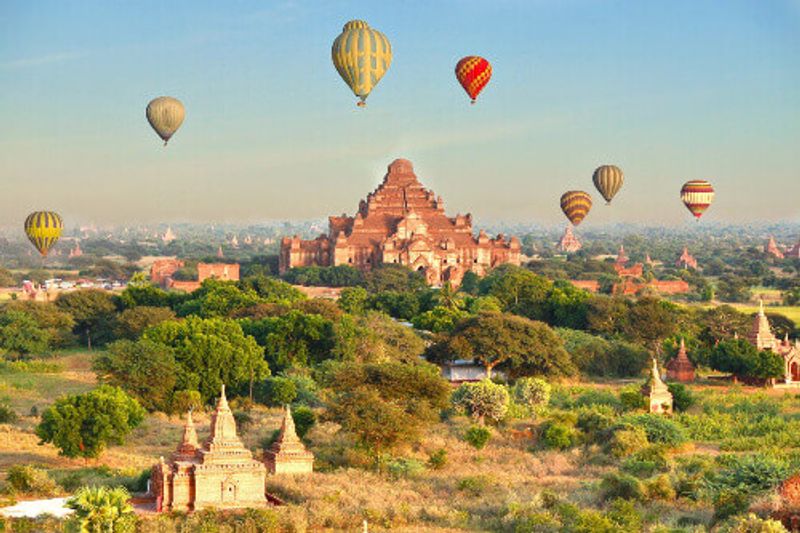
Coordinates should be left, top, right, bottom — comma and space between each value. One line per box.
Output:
323, 360, 450, 452
93, 340, 179, 412
411, 306, 468, 333
709, 338, 784, 380
623, 297, 678, 354
36, 385, 146, 459
452, 380, 509, 424
114, 306, 176, 339
699, 305, 751, 346
176, 279, 263, 318
363, 264, 426, 293
426, 312, 576, 378
55, 289, 118, 349
117, 282, 182, 309
479, 265, 553, 320
368, 291, 420, 320
0, 301, 75, 348
0, 311, 51, 356
66, 486, 135, 532
145, 317, 269, 403
238, 275, 306, 303
240, 310, 334, 371
546, 280, 590, 329
585, 296, 629, 337
338, 286, 369, 314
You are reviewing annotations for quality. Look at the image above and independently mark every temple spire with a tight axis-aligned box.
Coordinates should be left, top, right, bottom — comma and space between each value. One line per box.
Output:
176, 410, 199, 458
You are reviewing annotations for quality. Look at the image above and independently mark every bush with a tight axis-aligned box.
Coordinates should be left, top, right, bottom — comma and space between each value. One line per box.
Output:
386, 458, 425, 480
600, 472, 644, 502
714, 488, 751, 522
622, 446, 670, 478
607, 425, 649, 458
171, 390, 202, 413
292, 405, 316, 439
458, 475, 491, 496
623, 414, 687, 446
575, 389, 622, 412
465, 425, 492, 450
427, 448, 448, 470
576, 406, 615, 444
645, 474, 676, 501
542, 422, 578, 450
606, 498, 643, 531
0, 403, 17, 424
618, 385, 647, 411
722, 513, 788, 532
668, 383, 695, 412
452, 380, 510, 424
513, 377, 551, 413
258, 376, 297, 407
5, 465, 58, 496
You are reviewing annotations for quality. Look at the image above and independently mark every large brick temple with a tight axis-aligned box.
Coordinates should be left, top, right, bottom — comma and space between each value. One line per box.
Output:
279, 159, 521, 286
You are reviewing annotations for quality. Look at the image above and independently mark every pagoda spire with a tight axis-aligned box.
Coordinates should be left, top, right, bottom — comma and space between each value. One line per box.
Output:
205, 384, 241, 447
749, 299, 776, 350
175, 410, 199, 458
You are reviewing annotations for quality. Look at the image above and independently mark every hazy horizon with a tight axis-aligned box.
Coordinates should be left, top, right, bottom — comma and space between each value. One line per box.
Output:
2, 1, 799, 227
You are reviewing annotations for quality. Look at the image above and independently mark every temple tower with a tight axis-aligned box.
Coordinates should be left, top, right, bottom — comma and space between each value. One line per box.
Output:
264, 405, 314, 475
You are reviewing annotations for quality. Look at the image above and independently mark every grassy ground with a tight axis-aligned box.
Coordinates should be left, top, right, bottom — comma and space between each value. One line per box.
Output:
730, 304, 800, 323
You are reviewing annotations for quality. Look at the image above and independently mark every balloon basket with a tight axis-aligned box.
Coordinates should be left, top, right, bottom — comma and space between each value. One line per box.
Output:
357, 101, 366, 108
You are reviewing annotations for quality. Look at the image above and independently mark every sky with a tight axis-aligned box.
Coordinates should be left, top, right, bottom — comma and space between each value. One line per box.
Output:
1, 0, 799, 228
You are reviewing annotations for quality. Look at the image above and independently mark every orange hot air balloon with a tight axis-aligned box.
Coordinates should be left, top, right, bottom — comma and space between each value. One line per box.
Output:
560, 191, 593, 226
455, 56, 492, 104
680, 180, 715, 220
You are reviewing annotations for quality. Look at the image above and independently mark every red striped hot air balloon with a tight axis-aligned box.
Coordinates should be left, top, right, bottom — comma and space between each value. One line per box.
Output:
680, 180, 715, 220
455, 56, 492, 104
560, 191, 593, 226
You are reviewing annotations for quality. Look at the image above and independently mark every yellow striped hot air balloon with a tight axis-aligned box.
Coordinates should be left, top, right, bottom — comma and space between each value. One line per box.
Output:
24, 211, 63, 257
560, 191, 593, 226
680, 180, 715, 220
146, 97, 185, 146
592, 165, 624, 204
331, 20, 392, 107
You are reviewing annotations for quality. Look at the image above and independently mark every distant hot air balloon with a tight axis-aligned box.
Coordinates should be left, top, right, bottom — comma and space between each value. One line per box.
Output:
560, 191, 593, 226
24, 211, 63, 257
146, 97, 185, 146
592, 165, 624, 204
455, 56, 492, 104
680, 180, 715, 220
331, 20, 392, 107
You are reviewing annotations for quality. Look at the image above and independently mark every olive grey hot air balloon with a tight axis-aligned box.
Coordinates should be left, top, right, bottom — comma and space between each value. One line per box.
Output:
592, 165, 624, 204
146, 97, 185, 146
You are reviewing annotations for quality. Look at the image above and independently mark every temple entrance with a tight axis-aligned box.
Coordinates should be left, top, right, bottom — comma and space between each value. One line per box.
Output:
792, 362, 800, 382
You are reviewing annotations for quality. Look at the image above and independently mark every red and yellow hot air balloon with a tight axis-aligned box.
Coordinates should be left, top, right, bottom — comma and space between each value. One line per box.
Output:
24, 211, 63, 257
680, 180, 715, 220
560, 191, 593, 226
455, 56, 492, 104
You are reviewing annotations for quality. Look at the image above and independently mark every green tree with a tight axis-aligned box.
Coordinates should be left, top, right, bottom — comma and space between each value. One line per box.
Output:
623, 297, 678, 354
238, 274, 306, 303
426, 312, 576, 378
240, 310, 334, 371
66, 485, 135, 533
546, 280, 590, 329
55, 289, 118, 349
177, 279, 263, 318
452, 380, 510, 424
368, 290, 420, 320
709, 338, 784, 380
0, 310, 51, 356
699, 305, 751, 345
93, 339, 179, 412
479, 265, 553, 320
145, 317, 269, 404
411, 306, 468, 333
0, 301, 75, 348
363, 264, 427, 293
585, 296, 629, 337
114, 306, 176, 339
323, 360, 450, 452
36, 385, 146, 459
338, 286, 369, 314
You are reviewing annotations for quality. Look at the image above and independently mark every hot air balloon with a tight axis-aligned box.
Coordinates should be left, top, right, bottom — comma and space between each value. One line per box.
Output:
560, 191, 593, 226
680, 180, 715, 220
331, 20, 392, 107
24, 211, 63, 257
146, 97, 185, 146
455, 56, 492, 104
592, 165, 624, 204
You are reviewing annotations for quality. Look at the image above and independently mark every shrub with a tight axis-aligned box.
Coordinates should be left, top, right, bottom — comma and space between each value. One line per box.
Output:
607, 425, 649, 458
600, 472, 644, 502
458, 475, 490, 496
387, 457, 425, 479
622, 446, 670, 478
645, 474, 676, 501
452, 380, 510, 424
623, 414, 687, 446
465, 425, 492, 450
723, 513, 788, 532
0, 403, 17, 424
667, 383, 695, 412
542, 422, 578, 450
66, 486, 134, 533
233, 411, 253, 433
171, 389, 202, 413
257, 376, 297, 407
606, 498, 643, 532
711, 453, 791, 495
575, 389, 622, 412
292, 405, 316, 439
713, 488, 751, 522
513, 377, 551, 413
427, 448, 448, 470
5, 465, 58, 496
619, 385, 647, 411
576, 406, 615, 444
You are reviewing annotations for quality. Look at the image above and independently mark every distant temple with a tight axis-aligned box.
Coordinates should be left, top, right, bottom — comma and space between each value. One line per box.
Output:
279, 159, 521, 286
675, 247, 698, 269
150, 259, 240, 291
150, 386, 268, 512
264, 405, 314, 475
786, 238, 800, 259
68, 241, 83, 258
643, 359, 673, 414
748, 301, 800, 384
162, 226, 176, 244
217, 246, 224, 259
557, 226, 582, 253
666, 338, 695, 382
765, 236, 785, 259
613, 245, 644, 278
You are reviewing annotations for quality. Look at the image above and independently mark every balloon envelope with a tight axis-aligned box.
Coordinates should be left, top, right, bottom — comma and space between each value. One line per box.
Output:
592, 165, 624, 204
560, 191, 593, 226
146, 97, 185, 145
24, 211, 63, 257
455, 56, 492, 104
680, 180, 715, 219
331, 20, 392, 106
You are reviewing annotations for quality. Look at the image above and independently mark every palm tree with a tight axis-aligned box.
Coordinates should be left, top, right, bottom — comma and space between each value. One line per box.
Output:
66, 485, 134, 532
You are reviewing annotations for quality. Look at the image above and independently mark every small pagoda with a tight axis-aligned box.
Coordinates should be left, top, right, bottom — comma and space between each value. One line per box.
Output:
666, 338, 695, 382
264, 405, 314, 475
642, 359, 673, 414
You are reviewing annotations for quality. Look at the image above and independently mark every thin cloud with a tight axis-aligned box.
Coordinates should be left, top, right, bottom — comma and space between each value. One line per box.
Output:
1, 51, 85, 69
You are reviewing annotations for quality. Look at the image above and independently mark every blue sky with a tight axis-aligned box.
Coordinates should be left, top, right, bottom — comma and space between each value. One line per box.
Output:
1, 1, 798, 227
